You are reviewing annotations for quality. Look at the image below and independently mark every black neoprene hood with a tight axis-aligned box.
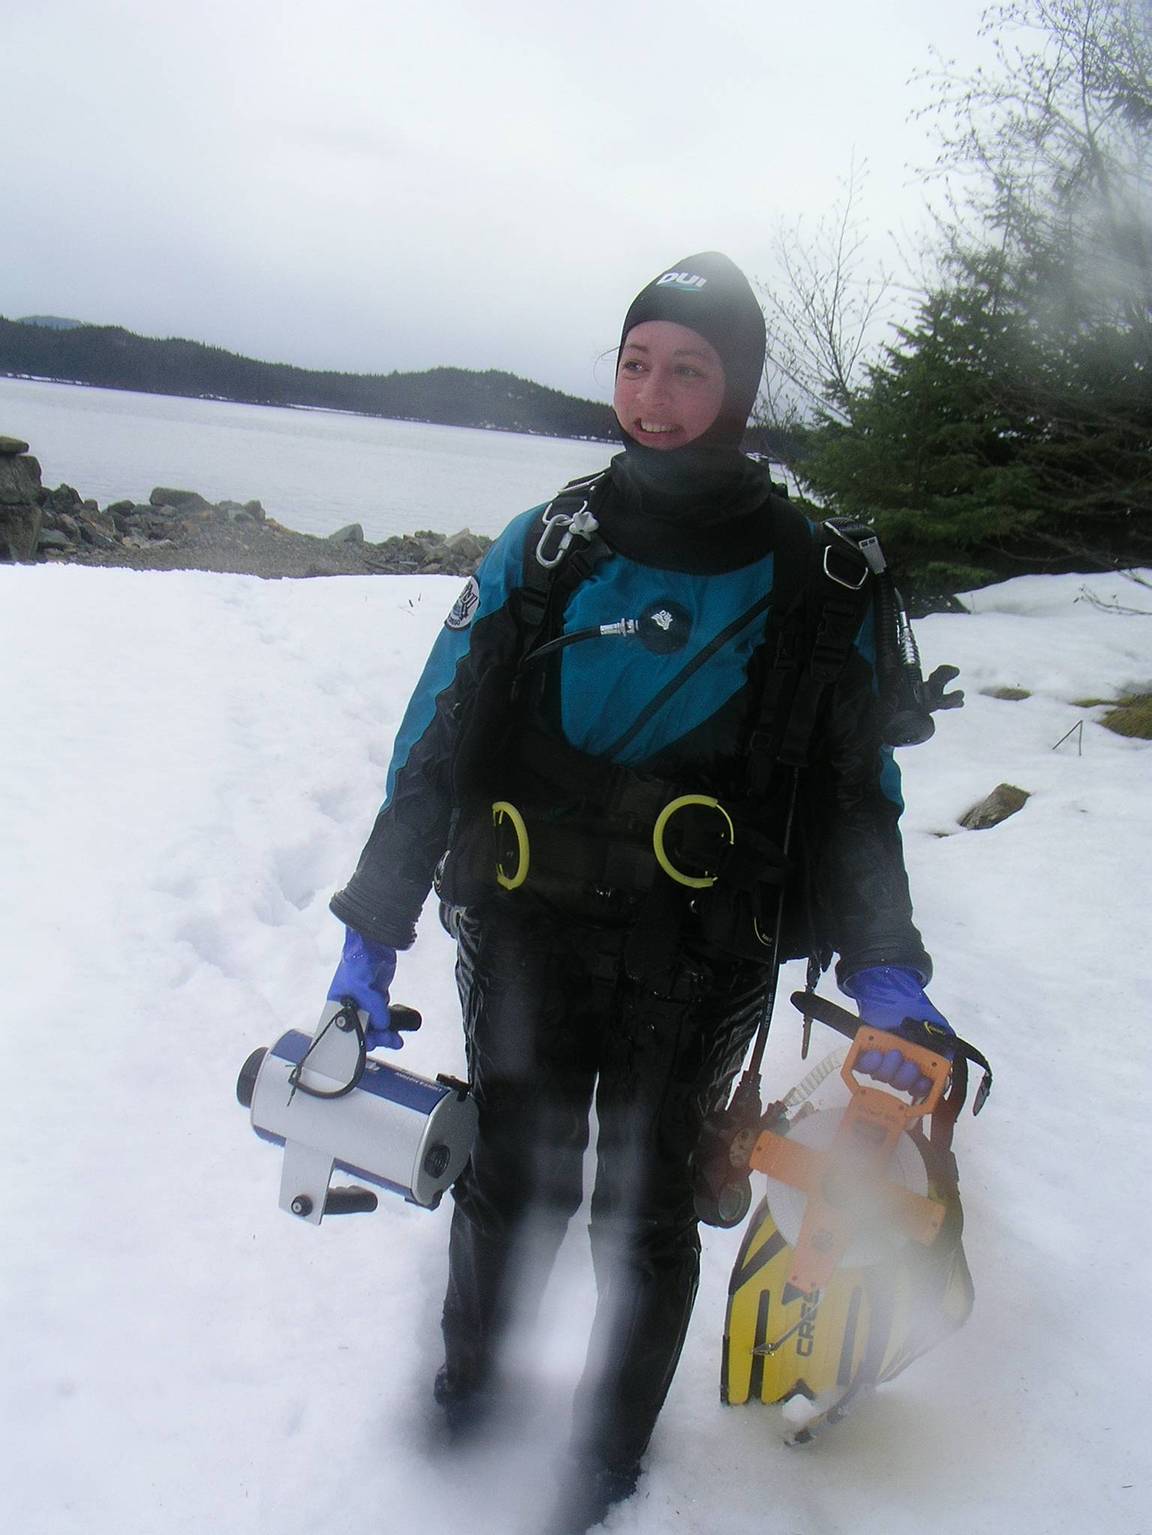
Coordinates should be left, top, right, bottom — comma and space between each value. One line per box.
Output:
617, 252, 767, 446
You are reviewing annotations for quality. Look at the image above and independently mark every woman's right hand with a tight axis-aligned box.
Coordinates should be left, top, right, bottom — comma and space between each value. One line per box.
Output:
327, 927, 403, 1050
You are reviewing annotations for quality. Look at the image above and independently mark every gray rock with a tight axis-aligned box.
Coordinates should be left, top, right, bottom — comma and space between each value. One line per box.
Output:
215, 500, 261, 524
48, 483, 82, 514
0, 448, 43, 560
78, 518, 117, 549
444, 529, 487, 563
0, 436, 31, 455
0, 451, 43, 506
122, 533, 176, 550
38, 528, 74, 551
959, 783, 1031, 831
150, 486, 210, 511
1, 504, 43, 561
108, 503, 145, 533
328, 522, 364, 544
107, 502, 181, 544
243, 499, 266, 522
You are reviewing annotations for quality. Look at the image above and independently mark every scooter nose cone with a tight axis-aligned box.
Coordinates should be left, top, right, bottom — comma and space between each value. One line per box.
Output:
236, 1046, 268, 1108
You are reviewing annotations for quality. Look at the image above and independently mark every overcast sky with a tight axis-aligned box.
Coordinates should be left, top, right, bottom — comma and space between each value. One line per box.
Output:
4, 0, 997, 400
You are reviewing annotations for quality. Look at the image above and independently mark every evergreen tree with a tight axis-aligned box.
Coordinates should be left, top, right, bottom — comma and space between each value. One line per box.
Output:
805, 279, 1042, 586
799, 0, 1152, 590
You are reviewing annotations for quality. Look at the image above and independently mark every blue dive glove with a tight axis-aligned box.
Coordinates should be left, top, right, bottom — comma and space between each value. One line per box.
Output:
327, 927, 411, 1051
841, 965, 955, 1100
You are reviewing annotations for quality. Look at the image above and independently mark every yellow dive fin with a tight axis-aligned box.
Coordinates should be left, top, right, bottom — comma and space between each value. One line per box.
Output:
722, 1027, 975, 1421
721, 1183, 972, 1409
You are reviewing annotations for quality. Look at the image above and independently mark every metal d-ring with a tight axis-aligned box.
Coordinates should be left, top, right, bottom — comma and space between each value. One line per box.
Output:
535, 498, 598, 569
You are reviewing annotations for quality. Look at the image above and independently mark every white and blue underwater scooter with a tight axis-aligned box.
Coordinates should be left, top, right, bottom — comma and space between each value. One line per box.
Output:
237, 1000, 478, 1225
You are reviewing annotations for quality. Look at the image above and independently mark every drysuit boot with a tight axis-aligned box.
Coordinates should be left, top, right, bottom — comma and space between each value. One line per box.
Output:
545, 1456, 641, 1535
431, 1359, 499, 1443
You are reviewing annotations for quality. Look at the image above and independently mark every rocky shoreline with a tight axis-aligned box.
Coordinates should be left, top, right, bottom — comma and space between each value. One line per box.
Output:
0, 435, 492, 579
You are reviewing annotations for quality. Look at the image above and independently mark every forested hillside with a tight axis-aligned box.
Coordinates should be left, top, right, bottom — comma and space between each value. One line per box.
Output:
0, 318, 618, 441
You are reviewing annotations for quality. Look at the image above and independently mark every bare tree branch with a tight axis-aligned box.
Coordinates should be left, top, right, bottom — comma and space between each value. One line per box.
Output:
753, 160, 901, 485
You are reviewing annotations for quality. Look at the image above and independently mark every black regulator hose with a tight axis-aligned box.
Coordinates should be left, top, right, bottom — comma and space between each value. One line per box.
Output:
875, 573, 937, 747
522, 600, 692, 666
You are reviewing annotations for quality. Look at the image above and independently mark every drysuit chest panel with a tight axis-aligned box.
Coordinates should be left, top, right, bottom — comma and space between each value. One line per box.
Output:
552, 551, 776, 765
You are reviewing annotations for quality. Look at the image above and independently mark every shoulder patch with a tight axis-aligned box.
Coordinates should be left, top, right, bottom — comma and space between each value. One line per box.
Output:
444, 575, 480, 631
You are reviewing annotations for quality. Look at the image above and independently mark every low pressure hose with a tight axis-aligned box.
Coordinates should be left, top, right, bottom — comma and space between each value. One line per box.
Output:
875, 572, 936, 747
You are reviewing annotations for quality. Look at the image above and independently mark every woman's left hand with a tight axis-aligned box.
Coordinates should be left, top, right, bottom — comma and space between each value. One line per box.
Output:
841, 965, 955, 1099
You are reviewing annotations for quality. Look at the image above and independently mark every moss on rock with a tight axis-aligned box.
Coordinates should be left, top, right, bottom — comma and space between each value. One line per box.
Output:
1101, 695, 1152, 739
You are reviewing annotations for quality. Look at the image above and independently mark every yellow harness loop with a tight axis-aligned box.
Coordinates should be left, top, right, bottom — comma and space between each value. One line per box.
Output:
492, 800, 530, 890
652, 795, 734, 889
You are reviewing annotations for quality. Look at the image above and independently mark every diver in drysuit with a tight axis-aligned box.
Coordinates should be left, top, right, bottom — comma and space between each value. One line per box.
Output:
326, 252, 951, 1533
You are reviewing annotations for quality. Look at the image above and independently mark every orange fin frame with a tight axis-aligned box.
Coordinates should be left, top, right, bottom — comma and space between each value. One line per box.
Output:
749, 1028, 949, 1294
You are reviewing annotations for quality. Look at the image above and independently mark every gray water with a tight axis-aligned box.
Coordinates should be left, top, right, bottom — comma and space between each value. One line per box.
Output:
0, 376, 615, 541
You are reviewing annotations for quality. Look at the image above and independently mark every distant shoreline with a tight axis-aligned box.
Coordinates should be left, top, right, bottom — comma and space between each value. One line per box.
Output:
0, 369, 618, 447
0, 316, 623, 443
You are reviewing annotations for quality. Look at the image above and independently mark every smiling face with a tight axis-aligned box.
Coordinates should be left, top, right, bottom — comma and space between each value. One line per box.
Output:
613, 320, 727, 450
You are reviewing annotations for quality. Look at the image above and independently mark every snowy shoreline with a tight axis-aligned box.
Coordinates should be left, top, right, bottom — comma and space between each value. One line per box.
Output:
3, 438, 495, 579
0, 376, 618, 544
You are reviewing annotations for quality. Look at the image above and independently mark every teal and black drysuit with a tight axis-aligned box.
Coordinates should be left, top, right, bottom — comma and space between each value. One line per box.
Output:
331, 450, 931, 1475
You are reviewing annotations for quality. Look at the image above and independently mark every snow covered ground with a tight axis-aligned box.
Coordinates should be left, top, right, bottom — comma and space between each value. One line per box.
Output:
2, 561, 1150, 1534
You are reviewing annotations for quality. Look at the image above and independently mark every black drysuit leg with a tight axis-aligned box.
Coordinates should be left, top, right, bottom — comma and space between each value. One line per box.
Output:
573, 953, 767, 1469
442, 905, 767, 1467
441, 908, 607, 1396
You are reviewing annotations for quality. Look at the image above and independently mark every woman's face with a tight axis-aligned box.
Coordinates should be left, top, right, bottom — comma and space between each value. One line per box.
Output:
614, 320, 727, 450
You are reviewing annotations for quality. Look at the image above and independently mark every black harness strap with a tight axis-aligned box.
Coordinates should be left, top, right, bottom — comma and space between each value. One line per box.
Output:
775, 526, 872, 770
723, 515, 878, 1118
742, 502, 816, 800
